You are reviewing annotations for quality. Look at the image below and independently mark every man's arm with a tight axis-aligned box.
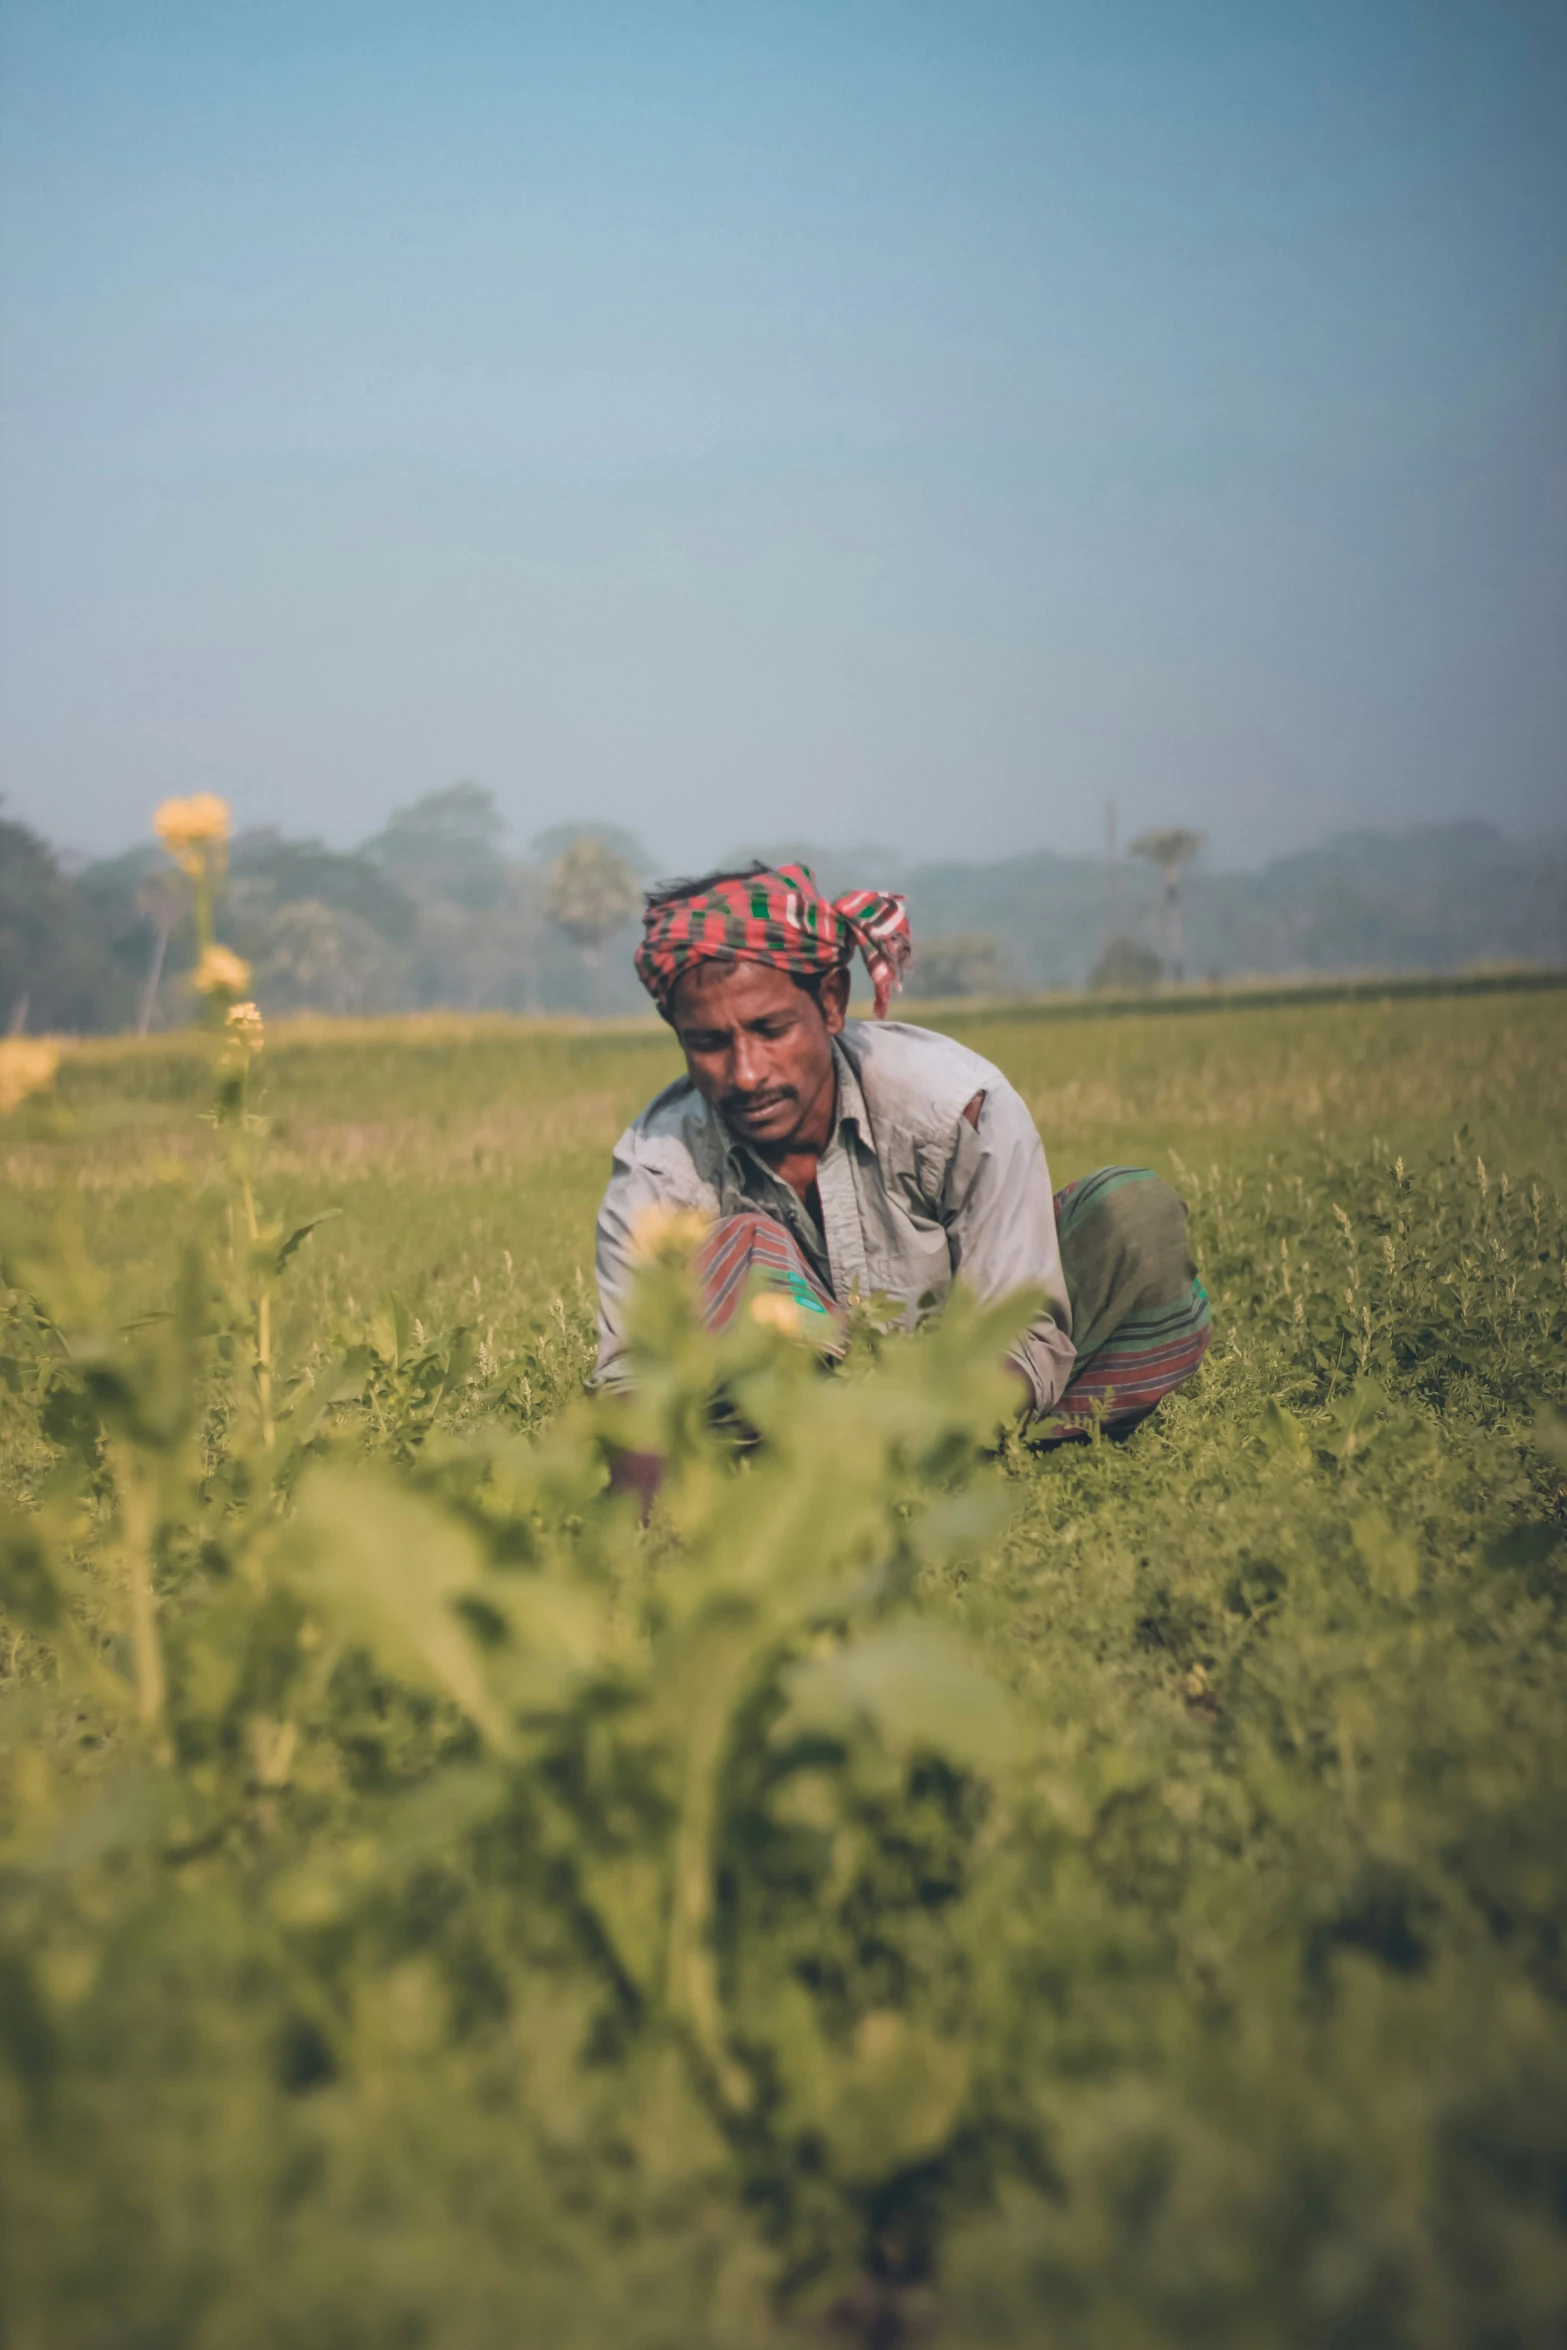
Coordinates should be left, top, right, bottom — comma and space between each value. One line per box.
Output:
595, 1127, 726, 1507
593, 1125, 718, 1391
943, 1081, 1075, 1417
593, 1135, 666, 1392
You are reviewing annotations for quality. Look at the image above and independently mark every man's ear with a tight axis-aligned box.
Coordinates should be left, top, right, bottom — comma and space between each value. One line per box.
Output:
819, 966, 851, 1035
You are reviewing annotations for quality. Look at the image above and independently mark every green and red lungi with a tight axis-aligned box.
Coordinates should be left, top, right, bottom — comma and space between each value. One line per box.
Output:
694, 1166, 1209, 1437
1035, 1165, 1211, 1437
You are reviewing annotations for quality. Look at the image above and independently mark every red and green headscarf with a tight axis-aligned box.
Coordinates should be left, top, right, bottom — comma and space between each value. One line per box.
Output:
635, 863, 912, 1020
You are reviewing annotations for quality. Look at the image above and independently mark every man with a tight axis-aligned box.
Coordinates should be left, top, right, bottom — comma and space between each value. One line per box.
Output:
594, 862, 1209, 1438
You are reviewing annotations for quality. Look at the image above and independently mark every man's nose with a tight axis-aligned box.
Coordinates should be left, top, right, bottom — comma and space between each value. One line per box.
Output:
731, 1033, 768, 1092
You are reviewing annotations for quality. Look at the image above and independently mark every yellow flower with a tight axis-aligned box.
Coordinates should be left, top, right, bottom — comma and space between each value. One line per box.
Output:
0, 1037, 61, 1114
154, 793, 232, 876
192, 943, 253, 998
750, 1291, 803, 1337
223, 1000, 265, 1057
629, 1201, 711, 1263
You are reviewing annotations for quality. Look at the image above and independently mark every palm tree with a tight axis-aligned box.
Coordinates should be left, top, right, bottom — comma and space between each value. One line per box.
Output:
1129, 827, 1206, 981
546, 836, 642, 1008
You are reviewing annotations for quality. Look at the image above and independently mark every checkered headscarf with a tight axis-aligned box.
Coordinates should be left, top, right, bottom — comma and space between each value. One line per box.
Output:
635, 863, 912, 1020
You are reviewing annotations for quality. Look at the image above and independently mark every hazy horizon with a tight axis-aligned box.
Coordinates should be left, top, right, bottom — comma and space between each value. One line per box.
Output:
3, 2, 1564, 874
15, 793, 1566, 891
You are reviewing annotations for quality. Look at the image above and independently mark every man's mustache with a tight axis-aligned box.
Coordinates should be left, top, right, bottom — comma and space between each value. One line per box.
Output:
721, 1084, 796, 1118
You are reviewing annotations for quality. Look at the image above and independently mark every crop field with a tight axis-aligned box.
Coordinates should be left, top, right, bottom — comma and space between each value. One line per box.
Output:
2, 986, 1566, 2348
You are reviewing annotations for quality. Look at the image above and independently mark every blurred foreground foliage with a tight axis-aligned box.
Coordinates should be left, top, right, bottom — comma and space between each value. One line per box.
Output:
1, 1042, 1566, 2345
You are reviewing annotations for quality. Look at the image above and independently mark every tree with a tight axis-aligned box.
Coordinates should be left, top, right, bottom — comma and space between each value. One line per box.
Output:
231, 831, 416, 946
252, 899, 399, 1017
532, 821, 650, 875
1088, 933, 1163, 993
546, 836, 642, 1007
363, 783, 509, 909
1130, 828, 1206, 981
0, 810, 124, 1032
413, 870, 548, 1014
907, 933, 1008, 1000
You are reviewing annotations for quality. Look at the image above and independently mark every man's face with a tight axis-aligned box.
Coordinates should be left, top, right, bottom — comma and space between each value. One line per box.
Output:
669, 959, 848, 1156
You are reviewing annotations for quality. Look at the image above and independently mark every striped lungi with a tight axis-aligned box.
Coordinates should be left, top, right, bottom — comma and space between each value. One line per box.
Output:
693, 1166, 1209, 1439
695, 1212, 842, 1336
1037, 1166, 1210, 1439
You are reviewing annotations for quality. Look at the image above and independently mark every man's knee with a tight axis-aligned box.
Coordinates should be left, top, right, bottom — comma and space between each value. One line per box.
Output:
1098, 1173, 1198, 1308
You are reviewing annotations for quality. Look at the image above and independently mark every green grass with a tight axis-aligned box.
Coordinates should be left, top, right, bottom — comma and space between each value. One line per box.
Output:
11, 988, 1565, 1315
2, 986, 1565, 2347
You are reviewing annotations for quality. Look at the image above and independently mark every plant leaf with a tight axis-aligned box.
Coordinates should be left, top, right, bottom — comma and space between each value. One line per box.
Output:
275, 1209, 341, 1274
774, 1622, 1016, 1773
280, 1465, 515, 1754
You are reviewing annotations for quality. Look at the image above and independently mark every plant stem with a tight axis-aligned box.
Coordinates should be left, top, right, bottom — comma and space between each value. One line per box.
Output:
256, 1286, 275, 1451
667, 1627, 756, 2114
237, 1151, 275, 1451
114, 1446, 168, 1750
226, 1057, 276, 1452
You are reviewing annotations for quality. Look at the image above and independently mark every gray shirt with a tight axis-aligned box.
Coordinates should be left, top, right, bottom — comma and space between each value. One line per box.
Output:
593, 1018, 1075, 1413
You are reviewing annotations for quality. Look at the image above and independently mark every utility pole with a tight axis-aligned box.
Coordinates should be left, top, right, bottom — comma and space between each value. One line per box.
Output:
1104, 796, 1120, 954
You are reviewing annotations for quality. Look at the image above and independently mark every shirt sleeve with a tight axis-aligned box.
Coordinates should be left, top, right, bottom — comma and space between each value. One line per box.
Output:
939, 1080, 1076, 1416
592, 1128, 714, 1392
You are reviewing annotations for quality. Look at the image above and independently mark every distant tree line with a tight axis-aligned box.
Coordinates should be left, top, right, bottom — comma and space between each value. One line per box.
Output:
3, 792, 1563, 1032
748, 820, 1567, 1001
2, 785, 656, 1033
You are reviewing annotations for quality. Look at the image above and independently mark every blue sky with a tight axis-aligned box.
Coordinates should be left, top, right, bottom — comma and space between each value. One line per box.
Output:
1, 0, 1563, 870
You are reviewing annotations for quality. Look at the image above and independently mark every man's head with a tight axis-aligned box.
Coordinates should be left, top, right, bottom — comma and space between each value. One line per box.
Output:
668, 951, 848, 1155
634, 860, 911, 1035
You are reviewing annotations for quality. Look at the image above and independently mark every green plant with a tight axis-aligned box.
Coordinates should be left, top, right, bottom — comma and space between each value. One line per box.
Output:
2, 993, 1565, 2346
0, 1166, 1035, 2339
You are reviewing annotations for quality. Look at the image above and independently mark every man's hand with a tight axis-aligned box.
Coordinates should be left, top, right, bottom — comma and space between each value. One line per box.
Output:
608, 1447, 664, 1516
